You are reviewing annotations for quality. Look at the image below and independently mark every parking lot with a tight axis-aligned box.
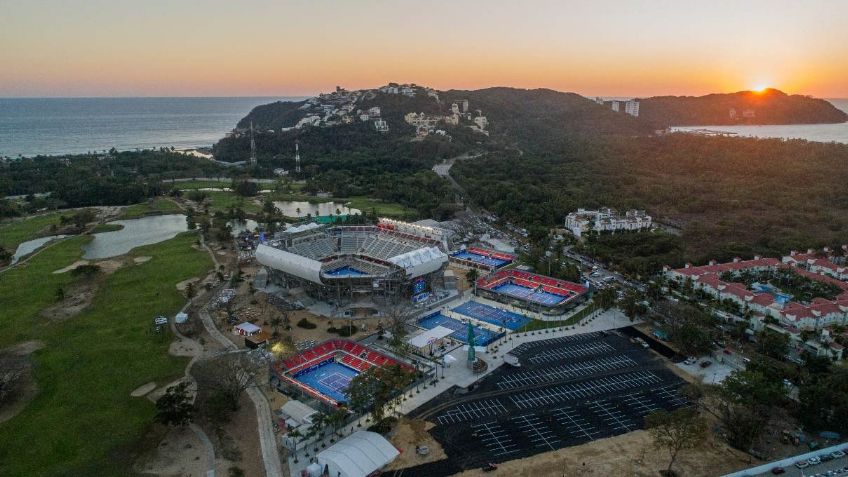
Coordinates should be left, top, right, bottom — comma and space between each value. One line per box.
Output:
405, 330, 687, 475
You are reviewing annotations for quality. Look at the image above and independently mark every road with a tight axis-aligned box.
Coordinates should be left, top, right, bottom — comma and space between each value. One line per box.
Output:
562, 245, 645, 293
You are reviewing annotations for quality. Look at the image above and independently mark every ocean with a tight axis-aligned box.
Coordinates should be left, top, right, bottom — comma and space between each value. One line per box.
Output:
1, 97, 846, 158
672, 99, 848, 143
0, 96, 304, 158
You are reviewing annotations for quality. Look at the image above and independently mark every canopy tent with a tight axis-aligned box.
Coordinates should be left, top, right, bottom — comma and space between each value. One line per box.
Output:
316, 431, 399, 477
174, 312, 188, 324
406, 326, 453, 349
234, 322, 261, 336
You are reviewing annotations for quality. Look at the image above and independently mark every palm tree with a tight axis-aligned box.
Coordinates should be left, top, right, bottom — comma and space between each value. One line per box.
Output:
466, 267, 480, 293
288, 428, 303, 463
309, 413, 328, 450
327, 407, 348, 442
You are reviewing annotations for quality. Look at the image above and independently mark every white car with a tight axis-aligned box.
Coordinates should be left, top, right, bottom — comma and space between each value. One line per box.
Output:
684, 357, 697, 365
808, 456, 822, 465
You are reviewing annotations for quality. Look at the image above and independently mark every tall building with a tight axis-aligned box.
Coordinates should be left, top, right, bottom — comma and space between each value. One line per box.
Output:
624, 100, 640, 117
611, 100, 620, 112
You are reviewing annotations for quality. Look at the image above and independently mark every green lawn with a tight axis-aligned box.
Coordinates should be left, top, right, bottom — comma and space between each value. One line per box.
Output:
0, 212, 64, 250
0, 232, 212, 476
173, 179, 232, 190
90, 223, 124, 233
521, 302, 599, 331
119, 197, 182, 219
343, 196, 412, 218
203, 191, 262, 214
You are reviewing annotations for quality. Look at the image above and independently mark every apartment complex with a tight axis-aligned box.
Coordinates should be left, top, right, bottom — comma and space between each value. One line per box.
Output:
564, 208, 652, 237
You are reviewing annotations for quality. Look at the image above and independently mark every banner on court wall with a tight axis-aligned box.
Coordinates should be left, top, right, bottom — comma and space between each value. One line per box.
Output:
411, 292, 430, 304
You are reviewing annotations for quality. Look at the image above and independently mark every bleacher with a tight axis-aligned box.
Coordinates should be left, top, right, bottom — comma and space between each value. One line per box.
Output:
278, 339, 412, 376
477, 269, 588, 300
282, 226, 438, 264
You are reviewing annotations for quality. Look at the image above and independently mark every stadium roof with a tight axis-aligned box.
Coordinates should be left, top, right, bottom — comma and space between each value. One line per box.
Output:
285, 222, 323, 234
316, 431, 399, 477
407, 325, 453, 348
255, 243, 323, 284
387, 246, 448, 278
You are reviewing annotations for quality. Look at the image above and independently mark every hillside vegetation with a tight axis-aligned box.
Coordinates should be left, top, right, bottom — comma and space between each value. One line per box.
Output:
638, 89, 847, 125
454, 134, 848, 270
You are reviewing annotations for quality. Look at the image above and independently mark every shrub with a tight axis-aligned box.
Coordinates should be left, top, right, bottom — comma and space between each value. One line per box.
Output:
297, 318, 317, 329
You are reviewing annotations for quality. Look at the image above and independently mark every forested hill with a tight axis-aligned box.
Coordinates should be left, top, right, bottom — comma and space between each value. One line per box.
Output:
446, 87, 654, 150
638, 89, 847, 125
236, 100, 309, 130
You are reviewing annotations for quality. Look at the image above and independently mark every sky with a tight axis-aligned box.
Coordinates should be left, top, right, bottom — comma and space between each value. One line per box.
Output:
1, 0, 847, 98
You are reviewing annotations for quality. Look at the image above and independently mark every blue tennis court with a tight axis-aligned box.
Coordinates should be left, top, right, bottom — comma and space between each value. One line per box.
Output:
293, 360, 359, 403
324, 265, 367, 277
452, 301, 531, 331
418, 312, 502, 346
451, 250, 509, 268
492, 282, 566, 306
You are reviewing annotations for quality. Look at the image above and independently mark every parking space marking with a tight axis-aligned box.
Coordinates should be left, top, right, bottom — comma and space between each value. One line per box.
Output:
654, 385, 689, 408
527, 341, 617, 364
436, 399, 509, 425
497, 355, 637, 390
470, 422, 519, 457
551, 407, 600, 440
512, 333, 601, 356
511, 414, 560, 450
621, 392, 661, 416
588, 399, 637, 433
509, 371, 661, 409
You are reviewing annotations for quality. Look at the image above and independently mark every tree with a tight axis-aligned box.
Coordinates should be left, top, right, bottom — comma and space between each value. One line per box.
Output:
384, 304, 417, 351
646, 408, 707, 476
185, 206, 197, 230
755, 329, 789, 360
798, 367, 848, 434
594, 287, 617, 310
346, 364, 414, 424
717, 365, 785, 449
465, 267, 479, 287
193, 352, 262, 412
185, 282, 196, 300
287, 427, 304, 463
308, 412, 328, 449
327, 407, 349, 441
154, 382, 195, 427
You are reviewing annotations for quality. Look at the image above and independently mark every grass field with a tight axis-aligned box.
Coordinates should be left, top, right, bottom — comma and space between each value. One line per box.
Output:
172, 179, 232, 190
119, 197, 182, 219
344, 196, 412, 218
0, 232, 212, 476
521, 302, 598, 331
203, 191, 262, 214
0, 212, 64, 250
91, 223, 124, 233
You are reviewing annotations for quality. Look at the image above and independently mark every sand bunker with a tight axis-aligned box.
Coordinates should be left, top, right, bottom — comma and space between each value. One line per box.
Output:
52, 260, 90, 274
134, 256, 152, 264
131, 382, 157, 397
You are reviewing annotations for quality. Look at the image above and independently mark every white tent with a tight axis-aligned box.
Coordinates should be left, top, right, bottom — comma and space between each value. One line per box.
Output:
234, 322, 261, 336
316, 431, 399, 477
407, 326, 453, 348
174, 312, 188, 324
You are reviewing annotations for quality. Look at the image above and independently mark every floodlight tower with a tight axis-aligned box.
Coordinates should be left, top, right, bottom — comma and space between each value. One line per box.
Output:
295, 141, 301, 174
249, 121, 257, 166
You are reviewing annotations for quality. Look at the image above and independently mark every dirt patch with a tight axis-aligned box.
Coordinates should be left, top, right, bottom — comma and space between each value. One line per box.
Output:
169, 339, 200, 358
386, 418, 447, 470
0, 341, 43, 424
134, 425, 209, 477
52, 260, 90, 274
134, 256, 152, 264
131, 382, 157, 397
176, 277, 200, 292
96, 258, 126, 274
40, 281, 96, 321
451, 428, 757, 477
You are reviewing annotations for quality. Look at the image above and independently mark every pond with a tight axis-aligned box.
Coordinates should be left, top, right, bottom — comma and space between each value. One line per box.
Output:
82, 214, 188, 259
11, 235, 67, 264
274, 200, 360, 218
228, 219, 259, 236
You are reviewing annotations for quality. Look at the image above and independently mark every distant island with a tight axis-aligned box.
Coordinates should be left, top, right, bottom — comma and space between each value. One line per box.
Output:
636, 88, 848, 126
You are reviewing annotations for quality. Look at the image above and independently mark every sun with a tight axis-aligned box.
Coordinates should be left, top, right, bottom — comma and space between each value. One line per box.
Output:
752, 84, 770, 93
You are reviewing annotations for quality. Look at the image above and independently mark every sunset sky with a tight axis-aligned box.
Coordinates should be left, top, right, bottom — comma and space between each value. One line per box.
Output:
1, 0, 846, 98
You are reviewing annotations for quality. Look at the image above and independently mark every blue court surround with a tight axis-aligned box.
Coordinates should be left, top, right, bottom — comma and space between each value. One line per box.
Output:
324, 265, 367, 277
492, 282, 567, 306
452, 300, 531, 331
451, 250, 510, 268
293, 359, 360, 403
418, 312, 502, 345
